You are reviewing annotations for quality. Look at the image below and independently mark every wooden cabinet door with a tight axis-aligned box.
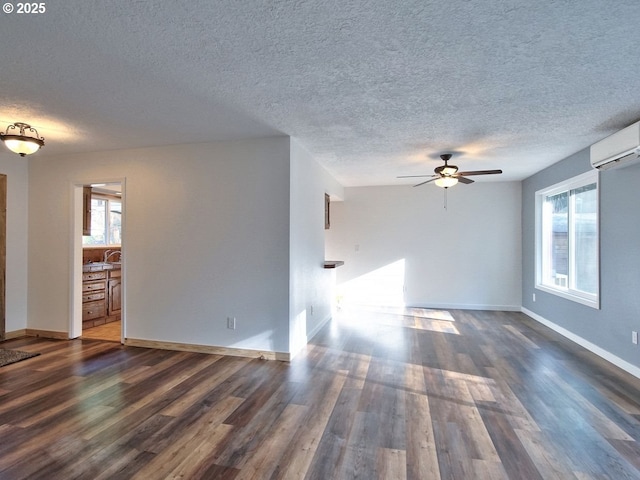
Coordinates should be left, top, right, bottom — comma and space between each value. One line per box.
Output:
108, 278, 121, 315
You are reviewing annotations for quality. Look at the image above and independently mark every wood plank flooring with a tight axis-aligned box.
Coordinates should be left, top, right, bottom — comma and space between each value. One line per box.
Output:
81, 320, 121, 342
1, 307, 640, 479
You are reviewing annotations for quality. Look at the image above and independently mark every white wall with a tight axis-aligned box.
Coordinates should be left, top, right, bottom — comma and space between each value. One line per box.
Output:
289, 138, 344, 356
326, 182, 522, 310
28, 137, 294, 353
0, 153, 29, 332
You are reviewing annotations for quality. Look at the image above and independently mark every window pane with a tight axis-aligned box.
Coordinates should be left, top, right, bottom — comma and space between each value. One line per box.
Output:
544, 192, 568, 288
109, 201, 122, 245
572, 183, 597, 294
82, 198, 107, 245
81, 196, 121, 246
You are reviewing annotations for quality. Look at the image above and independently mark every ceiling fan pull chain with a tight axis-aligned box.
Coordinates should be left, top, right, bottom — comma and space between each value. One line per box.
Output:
444, 188, 447, 209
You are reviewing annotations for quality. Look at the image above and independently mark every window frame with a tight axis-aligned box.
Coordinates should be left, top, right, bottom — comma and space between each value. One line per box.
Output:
535, 170, 600, 309
82, 193, 122, 247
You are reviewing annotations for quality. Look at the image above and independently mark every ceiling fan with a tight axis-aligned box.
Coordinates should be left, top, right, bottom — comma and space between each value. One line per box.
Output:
398, 153, 503, 188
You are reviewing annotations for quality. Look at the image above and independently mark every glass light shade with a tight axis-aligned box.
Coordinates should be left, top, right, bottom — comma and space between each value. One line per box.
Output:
441, 165, 458, 176
3, 137, 42, 156
1, 123, 45, 157
435, 176, 458, 188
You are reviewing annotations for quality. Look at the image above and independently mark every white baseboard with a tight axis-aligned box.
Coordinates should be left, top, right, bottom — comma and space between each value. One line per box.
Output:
409, 302, 522, 312
522, 307, 640, 380
287, 314, 333, 362
306, 313, 332, 343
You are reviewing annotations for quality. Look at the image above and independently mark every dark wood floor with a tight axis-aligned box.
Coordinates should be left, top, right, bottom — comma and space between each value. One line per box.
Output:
1, 307, 640, 479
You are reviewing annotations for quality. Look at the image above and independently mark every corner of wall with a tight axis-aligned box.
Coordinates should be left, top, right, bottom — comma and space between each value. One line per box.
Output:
288, 139, 344, 356
522, 307, 640, 380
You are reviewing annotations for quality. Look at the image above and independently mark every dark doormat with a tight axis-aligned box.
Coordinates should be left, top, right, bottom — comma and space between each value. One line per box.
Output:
0, 349, 40, 368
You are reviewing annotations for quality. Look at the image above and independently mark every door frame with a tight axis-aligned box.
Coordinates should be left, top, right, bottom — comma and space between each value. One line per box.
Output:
0, 175, 5, 340
71, 178, 126, 342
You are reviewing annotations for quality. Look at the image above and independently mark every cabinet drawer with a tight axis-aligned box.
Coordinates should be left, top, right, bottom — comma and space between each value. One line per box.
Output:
82, 300, 106, 321
83, 271, 107, 281
82, 281, 106, 293
83, 291, 105, 303
109, 269, 121, 279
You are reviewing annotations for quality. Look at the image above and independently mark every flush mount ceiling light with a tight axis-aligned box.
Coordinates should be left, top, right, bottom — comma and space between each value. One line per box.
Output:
0, 122, 45, 156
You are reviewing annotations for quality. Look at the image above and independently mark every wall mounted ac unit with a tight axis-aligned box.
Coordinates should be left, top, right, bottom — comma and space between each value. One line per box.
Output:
590, 121, 640, 170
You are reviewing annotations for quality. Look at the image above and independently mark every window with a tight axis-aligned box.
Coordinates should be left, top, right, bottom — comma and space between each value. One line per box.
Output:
82, 194, 122, 246
535, 170, 599, 308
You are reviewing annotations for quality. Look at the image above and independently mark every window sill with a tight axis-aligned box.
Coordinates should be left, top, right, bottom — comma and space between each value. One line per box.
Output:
535, 284, 600, 309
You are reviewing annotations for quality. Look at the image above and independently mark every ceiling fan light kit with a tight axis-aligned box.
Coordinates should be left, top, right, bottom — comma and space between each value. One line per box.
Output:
434, 176, 458, 188
397, 153, 503, 188
0, 122, 45, 156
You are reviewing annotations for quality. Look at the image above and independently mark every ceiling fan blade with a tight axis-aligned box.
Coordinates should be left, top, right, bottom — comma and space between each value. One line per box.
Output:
397, 174, 438, 179
413, 177, 439, 187
457, 169, 503, 176
457, 176, 474, 184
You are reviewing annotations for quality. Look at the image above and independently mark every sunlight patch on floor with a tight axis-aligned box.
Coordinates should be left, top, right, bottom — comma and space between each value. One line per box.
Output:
402, 307, 455, 322
411, 318, 460, 334
336, 305, 460, 335
374, 306, 456, 322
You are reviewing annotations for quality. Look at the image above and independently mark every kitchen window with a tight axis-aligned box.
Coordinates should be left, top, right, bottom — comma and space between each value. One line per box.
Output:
82, 194, 122, 246
535, 170, 599, 308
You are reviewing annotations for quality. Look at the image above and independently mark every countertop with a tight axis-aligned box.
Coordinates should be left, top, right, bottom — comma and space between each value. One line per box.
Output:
82, 262, 122, 273
323, 260, 344, 269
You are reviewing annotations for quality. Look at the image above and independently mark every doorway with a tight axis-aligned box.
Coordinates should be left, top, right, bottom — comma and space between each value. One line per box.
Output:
72, 180, 125, 343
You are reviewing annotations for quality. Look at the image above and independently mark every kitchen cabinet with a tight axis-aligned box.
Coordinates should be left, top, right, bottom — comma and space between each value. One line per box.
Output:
107, 269, 121, 316
82, 264, 121, 329
82, 270, 107, 328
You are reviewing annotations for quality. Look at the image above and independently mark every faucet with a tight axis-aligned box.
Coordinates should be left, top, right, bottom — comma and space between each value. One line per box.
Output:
103, 250, 122, 263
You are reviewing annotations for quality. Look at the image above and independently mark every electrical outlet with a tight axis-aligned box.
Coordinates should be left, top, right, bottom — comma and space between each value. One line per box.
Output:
310, 305, 314, 316
532, 293, 536, 302
227, 317, 236, 330
632, 331, 638, 345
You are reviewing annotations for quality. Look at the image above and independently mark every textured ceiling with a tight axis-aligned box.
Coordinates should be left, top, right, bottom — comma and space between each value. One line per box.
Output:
2, 0, 640, 186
